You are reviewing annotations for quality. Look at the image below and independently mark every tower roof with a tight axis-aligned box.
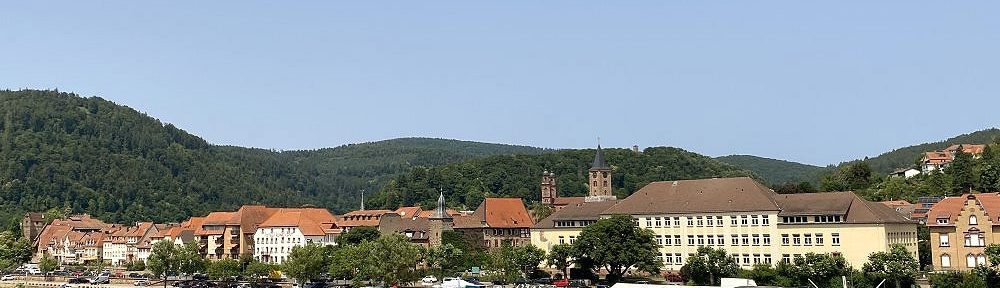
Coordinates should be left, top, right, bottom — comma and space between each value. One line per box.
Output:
430, 191, 452, 220
591, 145, 609, 170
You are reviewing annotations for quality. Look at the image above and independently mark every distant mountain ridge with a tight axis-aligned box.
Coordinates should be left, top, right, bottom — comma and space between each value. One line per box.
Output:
841, 128, 1000, 174
0, 89, 547, 228
715, 155, 827, 185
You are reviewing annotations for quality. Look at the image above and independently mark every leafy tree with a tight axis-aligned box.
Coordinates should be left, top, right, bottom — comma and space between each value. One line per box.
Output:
918, 225, 931, 270
572, 215, 661, 283
484, 244, 527, 283
679, 247, 739, 286
125, 260, 146, 271
244, 260, 275, 284
546, 244, 573, 278
929, 271, 987, 288
980, 158, 1000, 192
530, 203, 554, 223
328, 245, 362, 282
0, 232, 32, 273
950, 148, 976, 193
207, 259, 241, 283
283, 243, 329, 284
777, 253, 850, 288
337, 227, 380, 246
42, 207, 69, 225
147, 241, 178, 288
862, 245, 918, 288
426, 243, 463, 280
354, 234, 422, 287
176, 242, 206, 275
38, 255, 58, 280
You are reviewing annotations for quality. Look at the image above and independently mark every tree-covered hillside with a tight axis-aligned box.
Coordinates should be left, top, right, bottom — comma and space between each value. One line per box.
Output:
370, 147, 755, 210
0, 90, 546, 228
847, 128, 1000, 174
715, 155, 827, 186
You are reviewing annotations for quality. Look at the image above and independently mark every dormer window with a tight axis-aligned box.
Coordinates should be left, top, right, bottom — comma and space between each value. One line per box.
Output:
937, 218, 949, 225
970, 215, 978, 225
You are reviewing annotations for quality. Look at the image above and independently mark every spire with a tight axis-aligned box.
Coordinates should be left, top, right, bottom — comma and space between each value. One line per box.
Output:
430, 190, 452, 220
360, 190, 365, 210
591, 144, 609, 170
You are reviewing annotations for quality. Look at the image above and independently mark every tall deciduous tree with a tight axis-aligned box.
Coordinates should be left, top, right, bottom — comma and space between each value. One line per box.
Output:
546, 244, 573, 278
38, 255, 58, 280
336, 227, 380, 246
147, 241, 178, 288
679, 247, 739, 286
176, 242, 206, 275
282, 243, 329, 284
572, 215, 661, 283
207, 259, 241, 283
0, 232, 32, 273
777, 253, 850, 287
354, 234, 422, 287
426, 243, 463, 280
863, 245, 918, 288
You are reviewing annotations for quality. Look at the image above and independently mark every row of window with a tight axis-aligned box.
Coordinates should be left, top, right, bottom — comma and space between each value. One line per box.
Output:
488, 229, 530, 238
940, 253, 987, 268
554, 220, 597, 227
780, 233, 840, 246
939, 233, 985, 247
780, 215, 843, 224
642, 215, 771, 228
654, 234, 774, 247
658, 253, 774, 266
558, 236, 576, 245
255, 237, 303, 245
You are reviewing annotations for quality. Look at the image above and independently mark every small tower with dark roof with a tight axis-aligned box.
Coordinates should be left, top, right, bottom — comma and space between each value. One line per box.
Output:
586, 144, 616, 202
428, 190, 453, 247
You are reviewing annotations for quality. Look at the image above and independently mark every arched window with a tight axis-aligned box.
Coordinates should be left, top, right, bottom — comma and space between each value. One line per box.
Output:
978, 254, 987, 266
968, 254, 977, 267
941, 254, 951, 267
970, 215, 978, 225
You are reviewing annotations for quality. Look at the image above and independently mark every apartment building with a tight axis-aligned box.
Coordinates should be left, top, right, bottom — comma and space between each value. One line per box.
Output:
454, 198, 534, 248
253, 208, 339, 264
927, 193, 1000, 271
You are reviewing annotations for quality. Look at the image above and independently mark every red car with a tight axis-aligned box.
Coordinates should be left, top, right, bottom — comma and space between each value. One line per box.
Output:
553, 279, 570, 287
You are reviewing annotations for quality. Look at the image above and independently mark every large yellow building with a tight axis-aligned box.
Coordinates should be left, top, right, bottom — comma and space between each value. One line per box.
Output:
532, 177, 918, 269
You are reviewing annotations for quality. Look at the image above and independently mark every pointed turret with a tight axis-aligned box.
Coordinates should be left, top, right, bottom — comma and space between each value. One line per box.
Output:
430, 191, 452, 220
591, 145, 609, 169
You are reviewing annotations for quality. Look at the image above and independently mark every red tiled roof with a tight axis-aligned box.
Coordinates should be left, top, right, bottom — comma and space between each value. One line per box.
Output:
479, 198, 533, 228
945, 144, 986, 155
928, 193, 1000, 226
394, 207, 423, 218
416, 209, 461, 218
259, 208, 337, 236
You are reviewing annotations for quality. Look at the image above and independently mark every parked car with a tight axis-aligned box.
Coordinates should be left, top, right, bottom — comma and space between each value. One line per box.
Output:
421, 276, 438, 285
533, 278, 553, 285
303, 282, 329, 288
91, 275, 110, 284
135, 280, 151, 286
441, 277, 485, 288
553, 279, 569, 287
1, 275, 16, 281
68, 277, 90, 284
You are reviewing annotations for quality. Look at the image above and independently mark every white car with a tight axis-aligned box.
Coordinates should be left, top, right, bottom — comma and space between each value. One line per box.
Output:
421, 276, 438, 285
440, 278, 484, 288
1, 275, 16, 281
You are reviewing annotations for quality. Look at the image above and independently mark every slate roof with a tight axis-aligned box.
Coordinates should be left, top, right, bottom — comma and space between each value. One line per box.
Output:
591, 145, 609, 170
603, 177, 781, 215
775, 192, 913, 224
534, 200, 620, 229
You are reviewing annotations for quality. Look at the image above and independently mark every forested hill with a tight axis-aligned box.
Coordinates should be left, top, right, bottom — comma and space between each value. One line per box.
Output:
369, 147, 755, 210
0, 90, 547, 228
839, 128, 1000, 174
715, 155, 827, 185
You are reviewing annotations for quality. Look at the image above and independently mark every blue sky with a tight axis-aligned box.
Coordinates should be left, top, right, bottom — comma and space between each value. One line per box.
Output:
2, 1, 998, 166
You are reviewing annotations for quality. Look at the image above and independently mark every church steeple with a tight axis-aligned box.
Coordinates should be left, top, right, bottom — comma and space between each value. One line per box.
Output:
428, 190, 453, 247
430, 190, 452, 220
586, 143, 615, 202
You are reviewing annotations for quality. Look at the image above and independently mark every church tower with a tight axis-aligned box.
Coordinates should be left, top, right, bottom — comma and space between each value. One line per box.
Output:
428, 191, 453, 247
540, 171, 558, 205
586, 145, 616, 202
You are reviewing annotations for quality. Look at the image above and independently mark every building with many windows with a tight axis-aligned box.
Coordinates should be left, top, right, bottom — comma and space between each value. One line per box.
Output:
927, 193, 1000, 271
532, 177, 918, 270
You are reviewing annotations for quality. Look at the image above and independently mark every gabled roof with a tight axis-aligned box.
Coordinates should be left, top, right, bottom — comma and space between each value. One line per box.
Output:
394, 207, 423, 218
945, 144, 986, 155
456, 198, 533, 229
927, 193, 1000, 226
775, 192, 913, 224
203, 212, 236, 226
603, 177, 780, 215
881, 200, 913, 207
534, 200, 620, 229
258, 208, 337, 236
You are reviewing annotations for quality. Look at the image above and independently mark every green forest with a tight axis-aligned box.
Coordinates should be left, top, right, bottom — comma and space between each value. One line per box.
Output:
0, 90, 546, 229
715, 155, 827, 185
369, 147, 754, 210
